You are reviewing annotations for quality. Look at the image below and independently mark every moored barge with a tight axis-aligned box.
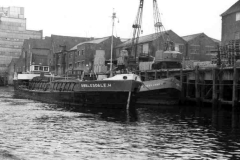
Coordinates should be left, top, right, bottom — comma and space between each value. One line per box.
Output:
14, 73, 143, 108
137, 77, 181, 105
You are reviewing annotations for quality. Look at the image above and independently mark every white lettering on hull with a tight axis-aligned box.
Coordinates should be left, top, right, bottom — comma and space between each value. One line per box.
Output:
81, 83, 112, 88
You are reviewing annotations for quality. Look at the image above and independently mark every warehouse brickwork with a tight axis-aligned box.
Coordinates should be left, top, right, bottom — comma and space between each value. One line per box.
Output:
115, 30, 187, 59
57, 36, 122, 76
221, 0, 240, 45
182, 33, 220, 61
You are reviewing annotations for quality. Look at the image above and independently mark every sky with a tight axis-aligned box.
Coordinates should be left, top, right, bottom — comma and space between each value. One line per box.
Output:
1, 0, 238, 40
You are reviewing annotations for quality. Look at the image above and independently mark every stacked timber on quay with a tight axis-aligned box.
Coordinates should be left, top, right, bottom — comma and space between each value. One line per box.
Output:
219, 40, 240, 67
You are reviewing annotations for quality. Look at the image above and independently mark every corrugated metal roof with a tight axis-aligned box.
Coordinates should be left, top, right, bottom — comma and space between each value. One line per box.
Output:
116, 31, 169, 48
221, 0, 240, 17
70, 37, 110, 51
182, 33, 203, 42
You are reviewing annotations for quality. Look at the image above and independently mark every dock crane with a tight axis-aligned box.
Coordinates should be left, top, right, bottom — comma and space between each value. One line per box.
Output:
129, 0, 182, 70
131, 0, 144, 61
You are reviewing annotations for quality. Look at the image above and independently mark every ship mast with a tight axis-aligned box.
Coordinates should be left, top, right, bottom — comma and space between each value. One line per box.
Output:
110, 9, 116, 77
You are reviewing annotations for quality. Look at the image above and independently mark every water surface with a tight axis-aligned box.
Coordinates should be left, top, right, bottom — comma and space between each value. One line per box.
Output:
0, 87, 239, 160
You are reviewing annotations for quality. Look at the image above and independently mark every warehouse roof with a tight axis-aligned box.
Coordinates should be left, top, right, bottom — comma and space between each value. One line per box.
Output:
182, 33, 203, 42
211, 38, 221, 45
182, 33, 221, 44
221, 0, 240, 17
116, 30, 171, 48
51, 35, 91, 52
70, 37, 110, 51
31, 38, 51, 49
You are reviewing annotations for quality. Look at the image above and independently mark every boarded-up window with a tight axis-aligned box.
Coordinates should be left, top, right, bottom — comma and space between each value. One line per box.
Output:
236, 12, 240, 21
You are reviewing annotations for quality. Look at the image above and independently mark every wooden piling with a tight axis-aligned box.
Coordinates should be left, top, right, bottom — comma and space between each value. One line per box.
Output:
218, 68, 223, 110
145, 71, 148, 81
232, 66, 238, 129
126, 91, 131, 110
200, 73, 205, 102
212, 68, 218, 126
195, 67, 201, 107
154, 70, 157, 80
186, 74, 189, 99
180, 68, 185, 104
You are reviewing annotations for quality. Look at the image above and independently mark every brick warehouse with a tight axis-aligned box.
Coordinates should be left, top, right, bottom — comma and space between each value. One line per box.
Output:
55, 36, 122, 76
221, 0, 240, 45
115, 30, 187, 59
182, 33, 221, 61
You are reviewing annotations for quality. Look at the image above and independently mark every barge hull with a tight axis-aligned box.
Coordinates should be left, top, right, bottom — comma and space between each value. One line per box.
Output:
14, 89, 138, 108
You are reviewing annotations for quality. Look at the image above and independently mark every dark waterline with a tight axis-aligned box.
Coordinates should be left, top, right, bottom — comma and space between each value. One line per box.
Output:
0, 86, 240, 160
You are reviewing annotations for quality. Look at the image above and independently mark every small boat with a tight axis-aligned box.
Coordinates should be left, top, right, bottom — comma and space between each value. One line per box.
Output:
13, 72, 143, 108
136, 77, 181, 105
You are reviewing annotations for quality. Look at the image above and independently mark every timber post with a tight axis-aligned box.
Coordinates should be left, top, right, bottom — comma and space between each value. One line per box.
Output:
180, 67, 185, 104
218, 67, 223, 110
232, 65, 239, 129
201, 71, 205, 104
145, 71, 148, 81
126, 91, 132, 110
186, 73, 189, 100
167, 69, 169, 78
154, 70, 157, 80
212, 68, 218, 127
195, 66, 201, 107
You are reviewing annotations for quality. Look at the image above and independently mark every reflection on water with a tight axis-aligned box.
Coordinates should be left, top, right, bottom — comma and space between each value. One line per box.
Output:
0, 86, 240, 160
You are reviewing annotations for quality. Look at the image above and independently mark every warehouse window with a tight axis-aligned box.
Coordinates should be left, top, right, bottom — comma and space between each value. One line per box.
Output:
179, 45, 185, 53
205, 46, 215, 53
81, 50, 84, 55
80, 61, 85, 68
44, 67, 49, 71
235, 32, 240, 39
190, 45, 200, 54
236, 12, 240, 21
34, 66, 39, 71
